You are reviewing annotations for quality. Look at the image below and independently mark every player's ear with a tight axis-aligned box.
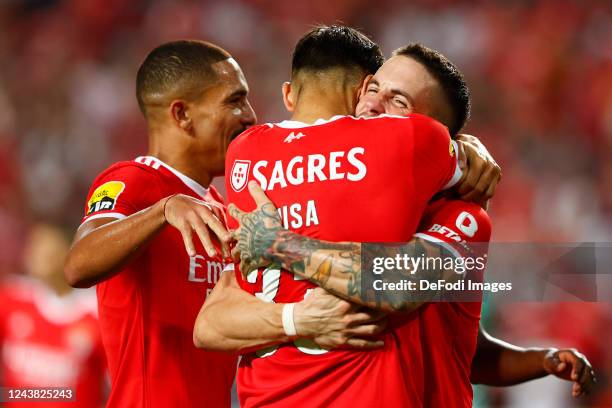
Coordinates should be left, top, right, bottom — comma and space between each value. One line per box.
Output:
282, 81, 294, 113
170, 100, 193, 134
359, 75, 374, 98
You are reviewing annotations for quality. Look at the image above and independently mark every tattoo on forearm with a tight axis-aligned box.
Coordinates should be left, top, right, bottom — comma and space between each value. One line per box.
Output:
361, 239, 453, 311
234, 200, 461, 312
269, 233, 458, 313
269, 232, 360, 289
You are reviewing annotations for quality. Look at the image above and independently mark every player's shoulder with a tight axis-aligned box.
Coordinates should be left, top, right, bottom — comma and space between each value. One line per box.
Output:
229, 124, 275, 151
353, 112, 446, 128
91, 157, 162, 185
352, 113, 451, 144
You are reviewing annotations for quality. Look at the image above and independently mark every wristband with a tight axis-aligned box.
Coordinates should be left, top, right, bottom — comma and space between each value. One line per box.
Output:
282, 303, 297, 337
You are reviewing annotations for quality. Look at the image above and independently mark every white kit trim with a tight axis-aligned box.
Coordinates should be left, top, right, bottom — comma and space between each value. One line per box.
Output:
271, 115, 348, 129
136, 156, 209, 199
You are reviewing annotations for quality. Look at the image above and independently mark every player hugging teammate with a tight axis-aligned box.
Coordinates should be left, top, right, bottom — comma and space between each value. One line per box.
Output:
67, 25, 594, 408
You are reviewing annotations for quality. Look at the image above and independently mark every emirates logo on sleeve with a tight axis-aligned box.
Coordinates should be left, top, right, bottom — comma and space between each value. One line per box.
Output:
230, 160, 251, 192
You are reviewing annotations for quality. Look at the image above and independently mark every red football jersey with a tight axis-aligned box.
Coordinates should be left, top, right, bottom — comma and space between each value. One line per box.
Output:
0, 276, 106, 408
81, 156, 236, 408
225, 114, 461, 407
413, 197, 492, 408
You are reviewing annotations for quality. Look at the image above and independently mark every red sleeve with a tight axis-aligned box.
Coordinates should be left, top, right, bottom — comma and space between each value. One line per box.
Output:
415, 199, 492, 258
81, 163, 160, 224
411, 114, 462, 194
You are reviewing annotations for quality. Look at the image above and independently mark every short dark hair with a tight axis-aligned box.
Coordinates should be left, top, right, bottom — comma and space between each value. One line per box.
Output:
393, 44, 470, 136
291, 25, 384, 78
136, 40, 231, 114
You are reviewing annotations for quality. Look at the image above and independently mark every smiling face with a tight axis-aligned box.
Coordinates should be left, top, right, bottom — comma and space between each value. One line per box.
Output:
189, 58, 256, 176
355, 55, 453, 127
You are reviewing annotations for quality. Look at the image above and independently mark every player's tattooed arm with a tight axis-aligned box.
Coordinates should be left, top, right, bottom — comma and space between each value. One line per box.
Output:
229, 182, 462, 313
194, 271, 386, 353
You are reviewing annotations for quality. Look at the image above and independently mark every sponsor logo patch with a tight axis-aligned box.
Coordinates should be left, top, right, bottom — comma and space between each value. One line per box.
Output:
449, 141, 455, 157
87, 181, 125, 214
230, 160, 251, 192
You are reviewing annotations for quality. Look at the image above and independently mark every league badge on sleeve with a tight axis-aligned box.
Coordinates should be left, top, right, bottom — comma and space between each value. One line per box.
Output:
230, 160, 251, 192
87, 181, 125, 214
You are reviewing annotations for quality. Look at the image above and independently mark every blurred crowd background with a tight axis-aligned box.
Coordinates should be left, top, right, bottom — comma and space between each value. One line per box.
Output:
0, 0, 610, 406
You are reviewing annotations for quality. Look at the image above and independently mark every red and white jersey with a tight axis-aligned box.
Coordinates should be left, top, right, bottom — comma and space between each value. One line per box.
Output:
412, 197, 492, 408
225, 114, 461, 408
81, 156, 236, 408
0, 276, 106, 408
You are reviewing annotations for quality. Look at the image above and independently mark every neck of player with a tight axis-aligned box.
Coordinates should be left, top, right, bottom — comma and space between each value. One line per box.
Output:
148, 129, 214, 188
290, 85, 356, 124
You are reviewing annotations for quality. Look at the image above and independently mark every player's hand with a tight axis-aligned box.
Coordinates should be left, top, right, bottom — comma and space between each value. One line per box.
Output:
163, 194, 232, 258
294, 288, 386, 350
455, 134, 502, 205
229, 181, 283, 275
543, 348, 596, 397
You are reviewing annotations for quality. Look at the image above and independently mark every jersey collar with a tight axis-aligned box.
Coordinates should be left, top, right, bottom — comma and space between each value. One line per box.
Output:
135, 156, 209, 199
273, 115, 347, 129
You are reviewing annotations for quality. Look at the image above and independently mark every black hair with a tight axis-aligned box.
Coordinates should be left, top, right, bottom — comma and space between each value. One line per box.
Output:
136, 40, 231, 114
393, 43, 470, 135
291, 25, 384, 78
